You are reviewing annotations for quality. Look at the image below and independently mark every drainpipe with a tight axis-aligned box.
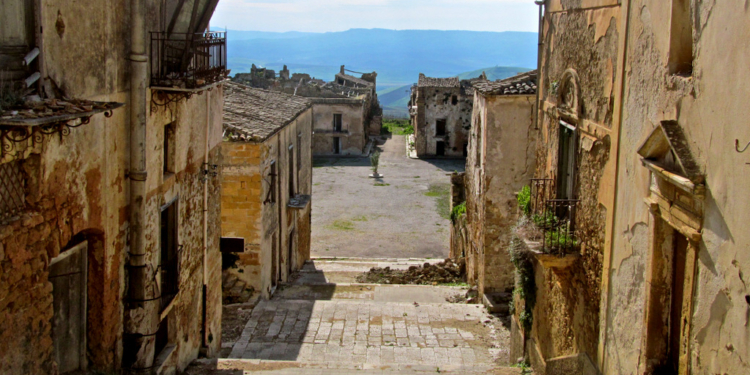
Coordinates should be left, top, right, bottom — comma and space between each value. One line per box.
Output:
534, 0, 545, 130
202, 87, 210, 349
125, 0, 156, 370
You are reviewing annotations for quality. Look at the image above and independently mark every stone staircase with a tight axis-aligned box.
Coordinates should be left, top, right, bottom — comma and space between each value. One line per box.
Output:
223, 272, 255, 305
191, 259, 526, 374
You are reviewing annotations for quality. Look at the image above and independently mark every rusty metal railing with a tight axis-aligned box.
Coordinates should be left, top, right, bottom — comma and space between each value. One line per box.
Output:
150, 31, 228, 89
527, 178, 579, 254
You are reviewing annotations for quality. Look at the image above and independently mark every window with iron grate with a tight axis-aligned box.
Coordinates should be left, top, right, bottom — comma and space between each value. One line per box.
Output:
0, 161, 26, 221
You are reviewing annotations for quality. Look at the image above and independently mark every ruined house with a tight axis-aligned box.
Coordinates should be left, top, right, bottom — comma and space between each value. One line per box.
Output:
450, 71, 538, 299
506, 2, 750, 375
221, 82, 313, 299
409, 74, 481, 158
0, 0, 227, 373
234, 65, 381, 155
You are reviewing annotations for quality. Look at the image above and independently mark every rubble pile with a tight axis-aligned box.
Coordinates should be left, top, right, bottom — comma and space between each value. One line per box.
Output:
356, 258, 466, 285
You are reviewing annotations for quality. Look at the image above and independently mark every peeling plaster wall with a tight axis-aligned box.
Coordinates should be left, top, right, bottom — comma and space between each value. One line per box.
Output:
311, 103, 367, 156
464, 94, 537, 297
414, 87, 472, 158
604, 1, 750, 374
0, 1, 225, 372
524, 2, 623, 370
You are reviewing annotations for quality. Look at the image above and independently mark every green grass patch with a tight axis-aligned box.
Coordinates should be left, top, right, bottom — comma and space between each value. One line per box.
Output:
327, 220, 355, 231
352, 215, 369, 222
450, 201, 466, 223
381, 119, 414, 135
439, 282, 469, 287
425, 183, 451, 219
374, 183, 390, 187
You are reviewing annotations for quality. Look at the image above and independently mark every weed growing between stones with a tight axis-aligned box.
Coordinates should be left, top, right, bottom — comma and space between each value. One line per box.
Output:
509, 229, 536, 333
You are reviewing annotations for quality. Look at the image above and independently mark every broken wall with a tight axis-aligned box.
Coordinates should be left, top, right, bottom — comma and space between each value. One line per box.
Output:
414, 86, 471, 157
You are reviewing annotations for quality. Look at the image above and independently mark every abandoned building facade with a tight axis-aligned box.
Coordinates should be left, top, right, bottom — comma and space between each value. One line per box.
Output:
409, 74, 481, 158
1, 0, 227, 373
475, 1, 750, 375
221, 82, 313, 300
450, 71, 538, 300
233, 65, 381, 156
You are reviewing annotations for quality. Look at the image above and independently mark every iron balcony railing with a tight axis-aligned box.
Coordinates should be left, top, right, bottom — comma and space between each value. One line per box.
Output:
528, 178, 580, 255
150, 31, 228, 89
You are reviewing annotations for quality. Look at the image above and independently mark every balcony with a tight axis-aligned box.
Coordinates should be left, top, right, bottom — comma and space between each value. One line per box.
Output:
150, 31, 229, 90
516, 178, 580, 269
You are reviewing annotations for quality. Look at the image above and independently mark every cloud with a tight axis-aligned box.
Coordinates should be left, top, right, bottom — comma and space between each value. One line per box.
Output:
211, 0, 538, 32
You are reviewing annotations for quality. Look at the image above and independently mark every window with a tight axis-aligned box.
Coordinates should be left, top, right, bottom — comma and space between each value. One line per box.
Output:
159, 199, 179, 311
668, 0, 693, 75
288, 145, 295, 197
266, 161, 277, 204
333, 114, 343, 132
556, 121, 577, 200
436, 119, 447, 136
0, 161, 25, 221
451, 95, 458, 105
163, 123, 175, 176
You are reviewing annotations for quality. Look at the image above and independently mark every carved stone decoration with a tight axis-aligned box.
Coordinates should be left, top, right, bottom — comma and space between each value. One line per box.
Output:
557, 69, 581, 122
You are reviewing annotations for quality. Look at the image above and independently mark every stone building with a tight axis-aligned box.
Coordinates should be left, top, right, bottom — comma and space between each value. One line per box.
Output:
221, 82, 313, 299
450, 71, 538, 299
409, 74, 481, 158
233, 65, 381, 156
0, 0, 227, 373
507, 2, 750, 375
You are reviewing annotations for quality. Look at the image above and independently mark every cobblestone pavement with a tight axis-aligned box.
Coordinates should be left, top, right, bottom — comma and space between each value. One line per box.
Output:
229, 299, 503, 364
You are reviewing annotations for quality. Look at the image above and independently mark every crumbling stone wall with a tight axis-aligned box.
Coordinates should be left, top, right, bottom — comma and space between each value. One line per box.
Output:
517, 2, 622, 371
414, 86, 472, 158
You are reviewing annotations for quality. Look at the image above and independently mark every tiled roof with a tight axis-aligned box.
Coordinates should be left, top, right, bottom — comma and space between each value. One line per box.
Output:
223, 82, 311, 142
418, 74, 460, 88
473, 70, 538, 96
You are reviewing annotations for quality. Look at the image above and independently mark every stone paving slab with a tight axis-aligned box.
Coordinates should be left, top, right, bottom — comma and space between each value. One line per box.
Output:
229, 299, 508, 369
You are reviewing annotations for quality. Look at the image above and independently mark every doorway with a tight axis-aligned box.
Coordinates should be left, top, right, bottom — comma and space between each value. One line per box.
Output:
666, 233, 689, 374
50, 241, 88, 373
556, 121, 577, 199
436, 141, 445, 156
333, 137, 341, 154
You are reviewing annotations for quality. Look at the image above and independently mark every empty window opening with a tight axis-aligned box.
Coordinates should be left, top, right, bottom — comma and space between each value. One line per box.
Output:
463, 143, 468, 157
333, 137, 341, 155
163, 123, 175, 176
436, 119, 447, 136
160, 200, 179, 311
668, 0, 693, 75
451, 95, 458, 105
556, 121, 577, 200
436, 141, 446, 156
333, 114, 343, 132
0, 161, 26, 221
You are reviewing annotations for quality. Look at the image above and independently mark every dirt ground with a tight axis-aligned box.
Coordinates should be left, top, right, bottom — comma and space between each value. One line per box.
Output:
311, 135, 465, 259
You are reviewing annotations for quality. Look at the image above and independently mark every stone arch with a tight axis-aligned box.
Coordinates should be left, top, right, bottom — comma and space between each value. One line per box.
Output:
557, 69, 581, 123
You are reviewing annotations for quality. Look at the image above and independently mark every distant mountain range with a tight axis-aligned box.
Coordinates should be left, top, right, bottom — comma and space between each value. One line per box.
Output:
219, 28, 537, 117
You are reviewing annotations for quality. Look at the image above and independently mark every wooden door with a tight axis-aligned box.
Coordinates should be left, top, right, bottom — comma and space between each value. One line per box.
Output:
50, 241, 88, 373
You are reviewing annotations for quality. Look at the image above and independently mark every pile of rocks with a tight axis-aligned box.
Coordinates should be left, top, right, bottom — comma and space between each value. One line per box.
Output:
356, 258, 466, 285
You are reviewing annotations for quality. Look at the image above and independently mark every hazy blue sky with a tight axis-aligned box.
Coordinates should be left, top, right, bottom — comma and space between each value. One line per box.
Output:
211, 0, 539, 33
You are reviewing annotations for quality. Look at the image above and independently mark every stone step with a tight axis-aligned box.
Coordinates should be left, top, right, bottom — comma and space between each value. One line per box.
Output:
202, 358, 523, 374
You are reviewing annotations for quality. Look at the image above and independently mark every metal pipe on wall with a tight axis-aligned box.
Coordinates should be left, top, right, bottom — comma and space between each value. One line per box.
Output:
125, 0, 156, 369
534, 0, 545, 130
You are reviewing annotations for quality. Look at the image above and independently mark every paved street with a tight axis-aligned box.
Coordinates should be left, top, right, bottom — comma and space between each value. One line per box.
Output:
310, 135, 465, 259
